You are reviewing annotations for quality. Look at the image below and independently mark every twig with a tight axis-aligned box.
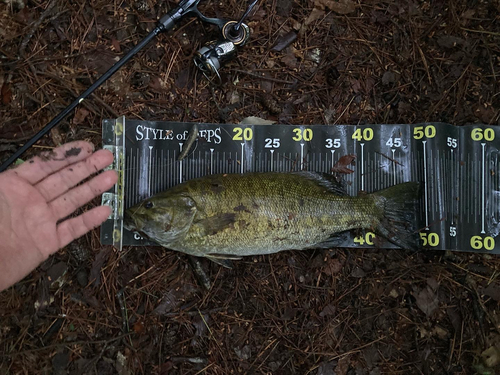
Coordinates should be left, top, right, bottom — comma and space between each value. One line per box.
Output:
116, 288, 129, 334
231, 69, 296, 84
461, 28, 500, 37
334, 96, 355, 125
19, 0, 58, 58
374, 150, 404, 166
0, 333, 133, 357
160, 307, 226, 318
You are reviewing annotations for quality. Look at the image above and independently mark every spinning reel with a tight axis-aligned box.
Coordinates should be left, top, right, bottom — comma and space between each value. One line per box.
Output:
0, 0, 258, 171
193, 0, 256, 83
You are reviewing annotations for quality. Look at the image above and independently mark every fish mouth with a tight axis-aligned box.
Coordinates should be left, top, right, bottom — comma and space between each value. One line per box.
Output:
123, 210, 139, 232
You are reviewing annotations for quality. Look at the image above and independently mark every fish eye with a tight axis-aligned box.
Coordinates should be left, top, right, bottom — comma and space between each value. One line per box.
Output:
144, 201, 154, 209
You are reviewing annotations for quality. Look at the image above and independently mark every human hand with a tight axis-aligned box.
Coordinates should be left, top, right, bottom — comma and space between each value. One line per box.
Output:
0, 141, 117, 291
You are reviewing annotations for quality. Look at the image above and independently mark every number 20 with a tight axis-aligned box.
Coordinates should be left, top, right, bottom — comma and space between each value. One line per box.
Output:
233, 127, 253, 141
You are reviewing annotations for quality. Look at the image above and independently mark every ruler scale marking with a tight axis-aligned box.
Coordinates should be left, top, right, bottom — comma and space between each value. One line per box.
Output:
423, 141, 429, 229
360, 143, 365, 191
101, 121, 500, 252
481, 143, 486, 234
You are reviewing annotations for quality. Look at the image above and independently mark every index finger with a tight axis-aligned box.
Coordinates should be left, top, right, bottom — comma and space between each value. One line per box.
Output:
10, 141, 96, 185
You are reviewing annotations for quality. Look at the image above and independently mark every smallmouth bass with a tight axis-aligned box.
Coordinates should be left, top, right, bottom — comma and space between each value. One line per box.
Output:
124, 172, 421, 264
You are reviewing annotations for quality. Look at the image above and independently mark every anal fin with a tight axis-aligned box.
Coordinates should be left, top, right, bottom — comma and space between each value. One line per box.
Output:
310, 231, 350, 249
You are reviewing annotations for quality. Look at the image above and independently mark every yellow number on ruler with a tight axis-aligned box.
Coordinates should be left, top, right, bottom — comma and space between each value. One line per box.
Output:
413, 125, 436, 140
115, 121, 123, 136
471, 128, 495, 142
352, 128, 373, 141
113, 229, 121, 243
233, 127, 253, 141
354, 232, 375, 245
420, 232, 439, 247
470, 236, 495, 250
292, 128, 313, 142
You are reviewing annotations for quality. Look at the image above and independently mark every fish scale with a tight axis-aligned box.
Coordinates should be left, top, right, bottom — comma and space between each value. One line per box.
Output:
122, 172, 417, 258
178, 173, 377, 255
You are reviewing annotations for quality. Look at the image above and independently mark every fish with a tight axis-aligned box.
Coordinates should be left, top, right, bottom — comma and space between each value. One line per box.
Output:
124, 172, 421, 265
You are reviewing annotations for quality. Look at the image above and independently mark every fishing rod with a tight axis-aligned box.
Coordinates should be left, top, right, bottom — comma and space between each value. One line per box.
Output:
0, 0, 257, 172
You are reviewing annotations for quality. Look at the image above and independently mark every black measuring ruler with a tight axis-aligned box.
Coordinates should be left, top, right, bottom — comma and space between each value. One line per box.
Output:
101, 117, 500, 254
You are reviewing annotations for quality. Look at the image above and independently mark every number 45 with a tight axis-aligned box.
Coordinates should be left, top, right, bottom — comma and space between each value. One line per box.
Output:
386, 138, 402, 148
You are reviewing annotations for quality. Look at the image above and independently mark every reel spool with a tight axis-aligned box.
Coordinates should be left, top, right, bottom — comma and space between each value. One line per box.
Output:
193, 22, 250, 83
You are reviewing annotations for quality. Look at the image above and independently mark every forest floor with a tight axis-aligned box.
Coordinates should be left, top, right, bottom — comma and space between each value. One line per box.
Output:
1, 0, 500, 374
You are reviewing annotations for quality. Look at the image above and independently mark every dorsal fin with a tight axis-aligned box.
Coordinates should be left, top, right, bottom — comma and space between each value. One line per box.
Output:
294, 172, 348, 196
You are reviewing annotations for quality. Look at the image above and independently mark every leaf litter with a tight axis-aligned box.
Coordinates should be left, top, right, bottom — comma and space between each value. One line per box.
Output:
1, 0, 500, 373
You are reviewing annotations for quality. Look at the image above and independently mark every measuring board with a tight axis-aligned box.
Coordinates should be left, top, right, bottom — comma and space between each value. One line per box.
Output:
101, 117, 500, 254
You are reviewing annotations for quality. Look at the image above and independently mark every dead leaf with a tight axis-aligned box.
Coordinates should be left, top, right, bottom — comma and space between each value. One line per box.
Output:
234, 345, 252, 360
437, 35, 464, 49
111, 37, 121, 53
447, 307, 462, 331
1, 81, 12, 105
89, 247, 112, 286
72, 108, 90, 126
154, 290, 182, 315
483, 346, 500, 368
351, 267, 366, 278
78, 50, 119, 74
148, 75, 170, 93
415, 286, 439, 317
191, 314, 208, 347
159, 362, 174, 375
317, 361, 336, 375
350, 78, 362, 93
133, 321, 145, 334
50, 127, 63, 146
305, 8, 325, 26
319, 302, 336, 317
276, 0, 293, 16
272, 31, 298, 52
47, 261, 68, 289
481, 282, 500, 302
363, 346, 380, 368
314, 0, 356, 15
325, 258, 343, 275
153, 283, 197, 316
239, 116, 276, 125
331, 154, 356, 174
473, 103, 496, 124
281, 51, 298, 69
335, 356, 350, 375
115, 351, 130, 375
382, 71, 396, 86
461, 9, 475, 19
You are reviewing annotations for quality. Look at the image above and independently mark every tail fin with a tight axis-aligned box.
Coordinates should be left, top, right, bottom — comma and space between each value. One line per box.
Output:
372, 182, 421, 250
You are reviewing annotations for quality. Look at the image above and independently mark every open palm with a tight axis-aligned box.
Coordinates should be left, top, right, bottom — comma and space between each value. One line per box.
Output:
0, 141, 117, 290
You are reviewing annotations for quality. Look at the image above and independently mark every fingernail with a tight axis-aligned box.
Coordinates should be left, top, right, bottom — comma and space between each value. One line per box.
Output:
90, 143, 95, 152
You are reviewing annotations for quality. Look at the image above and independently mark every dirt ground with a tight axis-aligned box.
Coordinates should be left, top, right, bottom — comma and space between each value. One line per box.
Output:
1, 0, 500, 374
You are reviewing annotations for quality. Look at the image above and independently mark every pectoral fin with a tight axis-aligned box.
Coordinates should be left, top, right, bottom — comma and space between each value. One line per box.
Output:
196, 213, 237, 236
206, 253, 242, 269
